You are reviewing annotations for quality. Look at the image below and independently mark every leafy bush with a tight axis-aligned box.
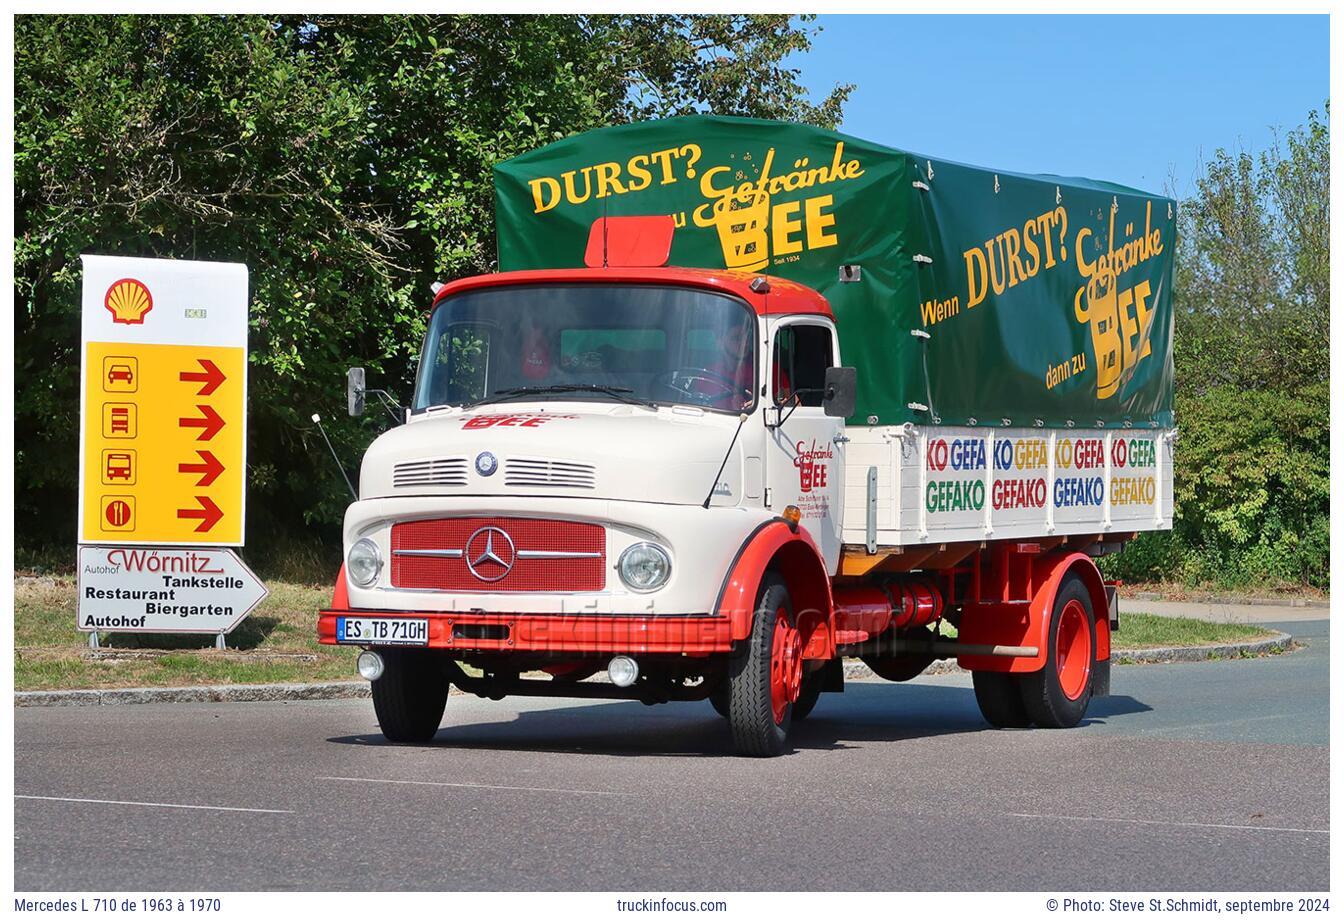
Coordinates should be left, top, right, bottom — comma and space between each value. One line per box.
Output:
14, 14, 850, 563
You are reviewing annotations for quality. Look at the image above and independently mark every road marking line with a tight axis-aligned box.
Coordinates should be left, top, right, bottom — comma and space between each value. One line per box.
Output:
318, 775, 638, 797
1006, 812, 1327, 835
16, 795, 292, 815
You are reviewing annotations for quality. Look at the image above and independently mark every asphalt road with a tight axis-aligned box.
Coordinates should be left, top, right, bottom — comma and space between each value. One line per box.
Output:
15, 620, 1327, 891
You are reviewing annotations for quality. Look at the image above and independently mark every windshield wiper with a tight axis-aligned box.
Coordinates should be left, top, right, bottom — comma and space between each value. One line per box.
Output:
471, 384, 658, 411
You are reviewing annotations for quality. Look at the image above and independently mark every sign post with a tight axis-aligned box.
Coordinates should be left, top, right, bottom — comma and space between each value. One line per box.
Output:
77, 255, 261, 644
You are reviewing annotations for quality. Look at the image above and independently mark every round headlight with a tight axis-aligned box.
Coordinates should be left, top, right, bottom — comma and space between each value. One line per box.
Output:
618, 542, 671, 592
347, 538, 383, 587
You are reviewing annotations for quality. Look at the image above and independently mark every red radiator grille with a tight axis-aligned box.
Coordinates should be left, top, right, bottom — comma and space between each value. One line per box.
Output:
390, 517, 606, 592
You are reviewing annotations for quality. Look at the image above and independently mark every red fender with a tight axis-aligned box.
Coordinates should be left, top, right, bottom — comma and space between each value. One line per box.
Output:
715, 520, 834, 658
958, 551, 1108, 673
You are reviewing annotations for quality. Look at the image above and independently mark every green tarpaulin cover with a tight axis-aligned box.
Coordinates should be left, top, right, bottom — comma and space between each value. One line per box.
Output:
494, 115, 1175, 429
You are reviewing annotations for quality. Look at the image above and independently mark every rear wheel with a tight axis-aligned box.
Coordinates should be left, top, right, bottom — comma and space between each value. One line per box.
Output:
972, 670, 1031, 728
1019, 574, 1096, 728
727, 574, 801, 756
371, 648, 451, 743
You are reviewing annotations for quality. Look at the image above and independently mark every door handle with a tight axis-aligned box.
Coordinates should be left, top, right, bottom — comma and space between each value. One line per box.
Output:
833, 434, 850, 445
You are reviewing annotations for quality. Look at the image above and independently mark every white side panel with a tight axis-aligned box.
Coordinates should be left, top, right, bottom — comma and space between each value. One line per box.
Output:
842, 424, 1175, 548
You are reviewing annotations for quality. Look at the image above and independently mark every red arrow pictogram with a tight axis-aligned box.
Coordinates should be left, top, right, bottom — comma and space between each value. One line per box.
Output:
179, 404, 225, 441
180, 359, 226, 396
178, 449, 225, 487
177, 496, 223, 533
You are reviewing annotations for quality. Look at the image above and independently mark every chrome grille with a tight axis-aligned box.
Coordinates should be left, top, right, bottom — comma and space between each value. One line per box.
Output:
393, 457, 468, 488
505, 457, 597, 490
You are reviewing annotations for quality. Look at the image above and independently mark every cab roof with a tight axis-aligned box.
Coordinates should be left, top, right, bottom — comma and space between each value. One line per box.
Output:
429, 266, 834, 319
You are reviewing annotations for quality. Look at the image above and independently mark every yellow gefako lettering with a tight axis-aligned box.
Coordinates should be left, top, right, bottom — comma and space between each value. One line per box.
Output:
772, 200, 804, 255
528, 177, 562, 214
987, 236, 1007, 296
1004, 228, 1028, 288
649, 148, 679, 185
1118, 286, 1139, 370
561, 168, 593, 205
804, 195, 838, 250
1132, 279, 1153, 360
1022, 218, 1042, 277
593, 162, 626, 199
1074, 226, 1094, 279
626, 154, 653, 192
964, 248, 989, 308
1037, 210, 1059, 269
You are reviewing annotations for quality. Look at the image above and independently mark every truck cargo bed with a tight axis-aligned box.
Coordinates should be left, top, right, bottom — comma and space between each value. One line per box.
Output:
840, 423, 1173, 554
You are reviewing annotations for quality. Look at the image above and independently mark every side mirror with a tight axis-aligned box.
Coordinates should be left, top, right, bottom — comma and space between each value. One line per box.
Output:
822, 366, 857, 418
347, 367, 366, 417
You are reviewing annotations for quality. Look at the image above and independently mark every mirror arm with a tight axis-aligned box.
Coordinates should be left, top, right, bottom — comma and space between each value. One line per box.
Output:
365, 389, 404, 424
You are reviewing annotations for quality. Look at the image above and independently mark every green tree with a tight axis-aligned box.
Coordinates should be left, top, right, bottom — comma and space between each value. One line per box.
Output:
14, 14, 849, 569
1106, 104, 1329, 589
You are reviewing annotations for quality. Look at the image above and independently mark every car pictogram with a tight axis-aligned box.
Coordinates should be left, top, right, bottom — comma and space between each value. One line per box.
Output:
107, 364, 134, 386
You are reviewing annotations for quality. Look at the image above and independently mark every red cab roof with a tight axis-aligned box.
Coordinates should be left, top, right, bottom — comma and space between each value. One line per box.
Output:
429, 266, 833, 319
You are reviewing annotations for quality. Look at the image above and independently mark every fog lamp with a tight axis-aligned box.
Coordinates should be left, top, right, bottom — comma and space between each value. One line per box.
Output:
357, 650, 385, 681
608, 656, 639, 688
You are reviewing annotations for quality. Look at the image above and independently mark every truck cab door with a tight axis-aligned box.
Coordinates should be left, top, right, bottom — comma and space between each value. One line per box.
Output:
763, 318, 845, 573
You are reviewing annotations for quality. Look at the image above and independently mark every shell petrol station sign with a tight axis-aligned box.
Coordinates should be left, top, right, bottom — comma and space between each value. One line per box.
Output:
79, 255, 249, 546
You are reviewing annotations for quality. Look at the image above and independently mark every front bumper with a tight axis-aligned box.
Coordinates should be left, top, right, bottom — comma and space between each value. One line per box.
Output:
318, 608, 733, 655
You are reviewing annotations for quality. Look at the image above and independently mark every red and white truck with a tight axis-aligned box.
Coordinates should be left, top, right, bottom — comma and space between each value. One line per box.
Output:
319, 117, 1176, 755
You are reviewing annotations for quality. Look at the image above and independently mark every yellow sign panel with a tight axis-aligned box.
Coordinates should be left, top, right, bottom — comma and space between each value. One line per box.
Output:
81, 341, 246, 544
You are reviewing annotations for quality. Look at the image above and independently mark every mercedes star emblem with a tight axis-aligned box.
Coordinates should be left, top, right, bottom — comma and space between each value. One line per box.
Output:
464, 526, 516, 581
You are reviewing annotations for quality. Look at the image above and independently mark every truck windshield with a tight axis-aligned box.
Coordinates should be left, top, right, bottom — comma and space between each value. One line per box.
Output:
413, 284, 758, 414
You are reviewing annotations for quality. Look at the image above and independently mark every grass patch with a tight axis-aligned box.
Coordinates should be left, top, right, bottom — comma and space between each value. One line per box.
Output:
15, 575, 358, 691
1115, 612, 1273, 648
14, 577, 1280, 692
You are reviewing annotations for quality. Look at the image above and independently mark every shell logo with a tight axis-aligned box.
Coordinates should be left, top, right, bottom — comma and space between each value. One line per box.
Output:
105, 278, 154, 325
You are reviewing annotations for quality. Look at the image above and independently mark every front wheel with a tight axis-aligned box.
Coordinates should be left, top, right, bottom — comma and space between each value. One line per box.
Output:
1018, 573, 1097, 728
791, 668, 825, 721
371, 648, 451, 743
727, 574, 801, 756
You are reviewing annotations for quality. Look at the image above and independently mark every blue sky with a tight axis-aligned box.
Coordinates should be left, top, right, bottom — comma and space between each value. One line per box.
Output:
797, 15, 1329, 197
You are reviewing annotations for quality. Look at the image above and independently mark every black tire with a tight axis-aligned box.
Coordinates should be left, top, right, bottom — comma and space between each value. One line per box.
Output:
1019, 573, 1097, 728
727, 574, 798, 757
972, 669, 1031, 728
791, 668, 824, 720
709, 685, 730, 718
371, 648, 451, 743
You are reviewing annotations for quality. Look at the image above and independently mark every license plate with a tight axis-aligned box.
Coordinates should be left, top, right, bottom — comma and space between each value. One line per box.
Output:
337, 617, 429, 646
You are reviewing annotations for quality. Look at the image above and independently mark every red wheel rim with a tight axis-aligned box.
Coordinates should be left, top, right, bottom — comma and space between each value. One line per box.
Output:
769, 608, 802, 725
1055, 599, 1092, 701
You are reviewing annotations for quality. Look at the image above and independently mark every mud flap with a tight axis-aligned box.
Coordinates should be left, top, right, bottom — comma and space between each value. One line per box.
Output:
820, 657, 845, 693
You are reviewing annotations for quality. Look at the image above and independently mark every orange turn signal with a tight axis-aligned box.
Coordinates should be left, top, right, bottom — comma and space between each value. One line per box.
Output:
782, 505, 802, 530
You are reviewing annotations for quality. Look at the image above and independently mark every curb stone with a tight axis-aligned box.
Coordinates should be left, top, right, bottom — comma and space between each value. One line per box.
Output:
15, 680, 371, 708
14, 632, 1296, 707
1127, 592, 1328, 609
